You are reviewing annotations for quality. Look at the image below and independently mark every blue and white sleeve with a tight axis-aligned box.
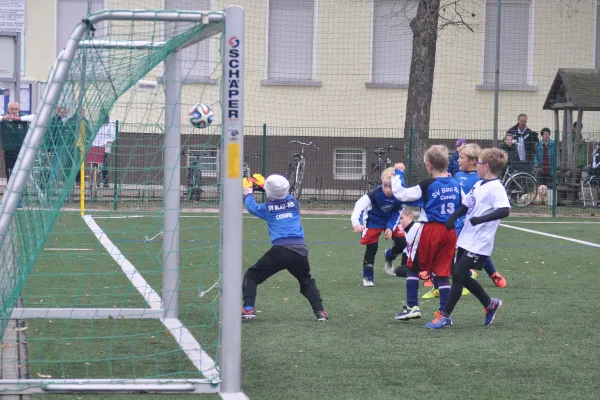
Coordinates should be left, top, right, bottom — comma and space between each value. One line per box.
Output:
391, 170, 423, 202
244, 195, 268, 220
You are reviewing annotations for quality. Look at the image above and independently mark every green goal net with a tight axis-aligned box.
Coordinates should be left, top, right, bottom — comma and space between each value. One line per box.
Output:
0, 4, 244, 395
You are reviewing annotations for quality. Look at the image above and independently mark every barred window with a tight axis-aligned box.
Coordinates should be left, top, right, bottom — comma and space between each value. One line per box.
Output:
334, 148, 366, 180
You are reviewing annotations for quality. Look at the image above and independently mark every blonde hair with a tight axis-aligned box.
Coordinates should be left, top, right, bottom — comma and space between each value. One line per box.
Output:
381, 167, 395, 182
401, 206, 414, 218
459, 143, 481, 161
479, 148, 508, 174
423, 145, 449, 172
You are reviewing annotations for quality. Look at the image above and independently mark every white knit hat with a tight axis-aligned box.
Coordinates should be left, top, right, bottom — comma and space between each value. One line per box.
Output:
264, 174, 290, 200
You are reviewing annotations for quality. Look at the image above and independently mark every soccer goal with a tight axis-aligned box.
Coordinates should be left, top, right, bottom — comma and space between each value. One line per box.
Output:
0, 5, 245, 397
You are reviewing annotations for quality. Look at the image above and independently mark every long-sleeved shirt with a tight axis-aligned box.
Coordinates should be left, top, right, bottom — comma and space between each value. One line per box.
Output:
351, 185, 404, 230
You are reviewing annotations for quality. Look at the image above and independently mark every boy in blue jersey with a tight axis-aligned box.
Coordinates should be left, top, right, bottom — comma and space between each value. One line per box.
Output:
241, 174, 328, 321
391, 145, 462, 322
351, 168, 406, 287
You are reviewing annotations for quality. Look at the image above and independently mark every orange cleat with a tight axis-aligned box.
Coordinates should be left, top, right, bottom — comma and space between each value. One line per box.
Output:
491, 272, 507, 288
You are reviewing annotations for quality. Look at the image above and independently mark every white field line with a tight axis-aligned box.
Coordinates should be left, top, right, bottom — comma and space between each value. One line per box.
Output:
82, 215, 219, 381
44, 248, 94, 251
500, 223, 600, 248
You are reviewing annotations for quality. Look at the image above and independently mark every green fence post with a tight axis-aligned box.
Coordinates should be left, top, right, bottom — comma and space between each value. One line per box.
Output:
261, 123, 267, 202
552, 128, 558, 217
407, 126, 414, 186
112, 120, 119, 211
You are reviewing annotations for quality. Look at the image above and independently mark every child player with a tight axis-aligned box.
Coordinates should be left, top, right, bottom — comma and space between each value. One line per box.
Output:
351, 168, 406, 287
453, 143, 507, 288
241, 174, 328, 322
391, 145, 462, 322
426, 148, 510, 329
387, 206, 422, 279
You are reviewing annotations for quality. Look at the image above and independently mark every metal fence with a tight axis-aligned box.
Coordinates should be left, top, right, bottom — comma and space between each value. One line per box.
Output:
1, 124, 598, 215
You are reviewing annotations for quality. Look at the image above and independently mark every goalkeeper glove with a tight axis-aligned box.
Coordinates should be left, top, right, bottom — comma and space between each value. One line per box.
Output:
242, 177, 253, 196
251, 173, 266, 192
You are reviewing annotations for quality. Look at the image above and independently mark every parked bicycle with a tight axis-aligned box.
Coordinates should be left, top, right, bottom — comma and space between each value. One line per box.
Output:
287, 140, 319, 200
502, 165, 538, 207
364, 145, 401, 191
243, 154, 261, 179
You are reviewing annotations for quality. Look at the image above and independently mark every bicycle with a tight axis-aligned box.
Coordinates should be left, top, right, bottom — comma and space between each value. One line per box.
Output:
243, 154, 261, 179
287, 140, 319, 200
501, 165, 538, 207
364, 145, 401, 191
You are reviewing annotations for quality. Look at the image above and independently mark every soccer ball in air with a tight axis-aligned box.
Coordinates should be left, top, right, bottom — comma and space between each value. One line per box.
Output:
189, 103, 214, 129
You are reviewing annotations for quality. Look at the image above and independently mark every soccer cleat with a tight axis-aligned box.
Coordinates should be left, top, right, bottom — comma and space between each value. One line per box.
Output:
422, 288, 439, 299
426, 314, 452, 329
462, 287, 471, 296
315, 310, 328, 321
384, 249, 395, 276
241, 306, 256, 320
469, 269, 479, 280
433, 309, 453, 325
491, 272, 507, 288
484, 298, 503, 326
423, 278, 434, 287
362, 278, 375, 287
395, 305, 421, 321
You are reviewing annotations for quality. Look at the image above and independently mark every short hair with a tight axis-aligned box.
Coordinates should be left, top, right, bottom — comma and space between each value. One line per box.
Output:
458, 143, 481, 161
423, 145, 449, 172
401, 206, 414, 218
479, 148, 508, 175
517, 113, 527, 120
541, 127, 551, 135
7, 101, 19, 108
381, 167, 395, 182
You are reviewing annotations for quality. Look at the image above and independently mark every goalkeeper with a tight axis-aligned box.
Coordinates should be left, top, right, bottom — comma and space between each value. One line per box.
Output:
241, 173, 328, 322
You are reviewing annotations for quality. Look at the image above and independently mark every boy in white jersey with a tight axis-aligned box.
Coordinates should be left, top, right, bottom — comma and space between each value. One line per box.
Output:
426, 148, 510, 329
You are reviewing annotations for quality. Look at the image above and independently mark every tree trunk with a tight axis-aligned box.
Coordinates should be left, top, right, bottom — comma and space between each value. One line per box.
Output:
403, 0, 441, 184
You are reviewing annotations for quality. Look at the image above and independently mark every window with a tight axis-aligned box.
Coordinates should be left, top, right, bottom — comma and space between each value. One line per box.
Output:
483, 0, 532, 87
369, 0, 416, 87
264, 0, 319, 85
57, 0, 105, 55
188, 147, 219, 177
334, 149, 366, 180
596, 1, 600, 68
57, 0, 108, 79
165, 0, 214, 83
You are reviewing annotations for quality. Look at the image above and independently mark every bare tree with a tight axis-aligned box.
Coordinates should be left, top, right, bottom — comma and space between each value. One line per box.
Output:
403, 0, 476, 182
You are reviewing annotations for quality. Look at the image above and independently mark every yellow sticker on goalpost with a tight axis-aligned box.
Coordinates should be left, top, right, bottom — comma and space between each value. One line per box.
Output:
228, 143, 240, 178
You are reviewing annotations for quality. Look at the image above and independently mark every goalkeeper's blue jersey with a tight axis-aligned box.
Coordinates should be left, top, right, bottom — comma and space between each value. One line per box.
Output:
244, 194, 305, 246
453, 171, 480, 235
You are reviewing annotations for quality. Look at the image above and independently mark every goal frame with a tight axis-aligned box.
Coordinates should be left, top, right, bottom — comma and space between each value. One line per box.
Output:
0, 6, 245, 397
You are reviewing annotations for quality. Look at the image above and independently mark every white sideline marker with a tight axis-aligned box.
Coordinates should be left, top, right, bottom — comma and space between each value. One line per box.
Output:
500, 223, 600, 248
82, 215, 219, 381
44, 248, 94, 251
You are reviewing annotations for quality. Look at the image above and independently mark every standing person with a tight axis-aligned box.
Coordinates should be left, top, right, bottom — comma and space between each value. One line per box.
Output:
426, 148, 510, 329
500, 133, 521, 172
448, 138, 467, 177
351, 167, 406, 287
391, 145, 462, 322
507, 113, 538, 169
587, 143, 600, 209
1, 102, 34, 208
534, 127, 556, 187
95, 116, 116, 188
241, 174, 328, 322
1, 101, 34, 180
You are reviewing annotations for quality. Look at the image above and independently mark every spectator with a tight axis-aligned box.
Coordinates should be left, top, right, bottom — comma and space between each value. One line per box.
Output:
534, 127, 556, 186
500, 133, 520, 171
94, 115, 116, 188
507, 113, 538, 168
587, 143, 600, 209
572, 122, 586, 170
448, 138, 467, 177
0, 101, 34, 208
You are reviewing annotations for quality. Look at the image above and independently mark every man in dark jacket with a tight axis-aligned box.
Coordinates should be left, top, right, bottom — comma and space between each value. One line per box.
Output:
1, 101, 34, 180
507, 113, 538, 169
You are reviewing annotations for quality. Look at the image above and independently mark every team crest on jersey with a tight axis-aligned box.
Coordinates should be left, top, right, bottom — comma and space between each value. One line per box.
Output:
467, 194, 476, 215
